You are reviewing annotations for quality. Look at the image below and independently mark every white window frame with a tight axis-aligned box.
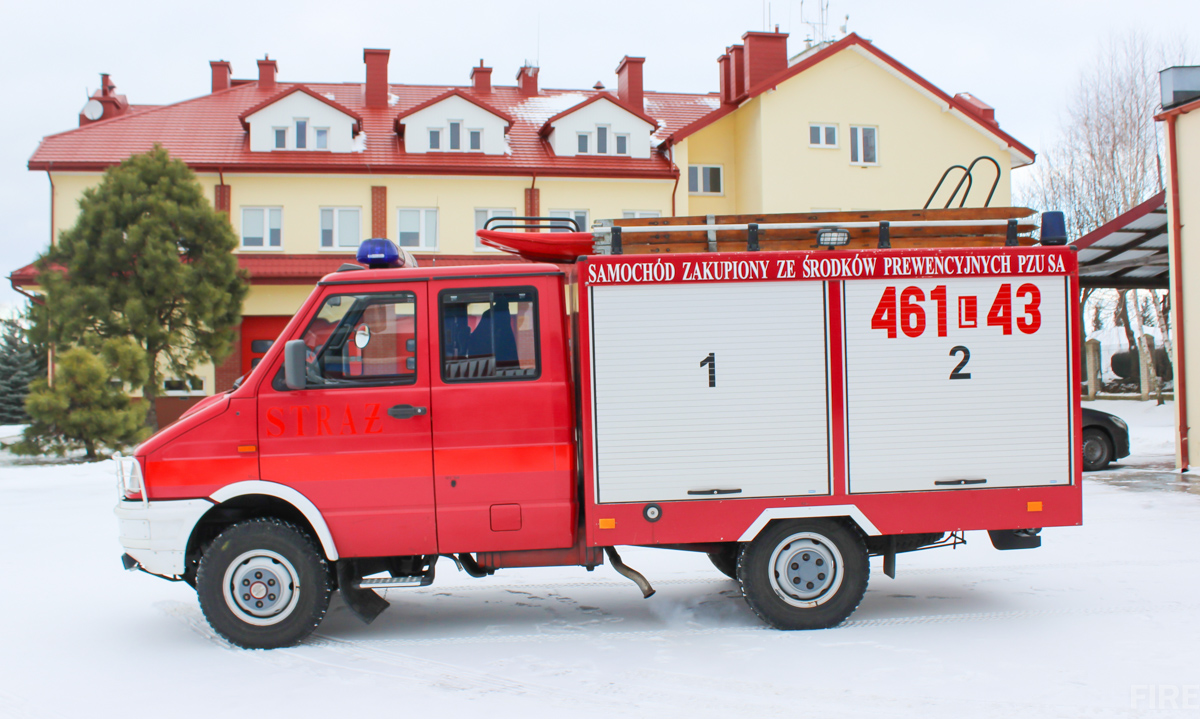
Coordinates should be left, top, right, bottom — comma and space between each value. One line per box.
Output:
429, 128, 442, 150
615, 133, 630, 155
688, 164, 724, 195
849, 125, 879, 166
240, 207, 283, 251
449, 120, 462, 151
396, 208, 439, 251
622, 210, 661, 219
315, 127, 329, 150
549, 209, 589, 233
596, 125, 610, 154
273, 127, 287, 150
468, 128, 483, 151
475, 208, 515, 251
162, 376, 206, 397
809, 123, 838, 148
319, 207, 362, 251
577, 132, 591, 154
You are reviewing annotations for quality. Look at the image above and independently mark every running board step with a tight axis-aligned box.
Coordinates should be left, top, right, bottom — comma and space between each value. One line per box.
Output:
356, 575, 432, 589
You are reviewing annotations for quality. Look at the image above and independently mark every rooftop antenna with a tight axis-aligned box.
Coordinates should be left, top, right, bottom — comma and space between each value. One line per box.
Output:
799, 0, 833, 48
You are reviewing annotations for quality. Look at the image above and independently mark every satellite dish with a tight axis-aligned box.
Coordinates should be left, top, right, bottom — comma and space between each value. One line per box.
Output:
82, 99, 104, 121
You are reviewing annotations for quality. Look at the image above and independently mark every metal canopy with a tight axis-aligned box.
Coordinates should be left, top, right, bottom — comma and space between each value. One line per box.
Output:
1071, 191, 1169, 289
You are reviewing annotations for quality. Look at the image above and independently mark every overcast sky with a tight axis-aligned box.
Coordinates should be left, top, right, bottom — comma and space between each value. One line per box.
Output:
1, 0, 1196, 311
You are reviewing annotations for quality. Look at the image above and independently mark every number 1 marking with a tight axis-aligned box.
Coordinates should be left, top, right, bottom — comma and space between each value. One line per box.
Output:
700, 352, 716, 387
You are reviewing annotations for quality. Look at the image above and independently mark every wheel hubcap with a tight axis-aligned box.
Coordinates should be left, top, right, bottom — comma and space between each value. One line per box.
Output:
769, 532, 844, 607
1083, 437, 1104, 464
223, 550, 300, 626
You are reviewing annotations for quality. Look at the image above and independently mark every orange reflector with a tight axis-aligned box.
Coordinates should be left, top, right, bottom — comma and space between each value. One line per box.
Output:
238, 445, 257, 453
598, 518, 616, 529
1027, 501, 1043, 512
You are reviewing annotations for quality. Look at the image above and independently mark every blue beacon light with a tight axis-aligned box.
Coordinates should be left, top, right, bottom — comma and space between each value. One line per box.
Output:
357, 238, 404, 269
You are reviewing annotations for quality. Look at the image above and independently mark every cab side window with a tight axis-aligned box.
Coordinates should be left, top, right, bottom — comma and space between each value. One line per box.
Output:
440, 288, 539, 381
298, 291, 418, 386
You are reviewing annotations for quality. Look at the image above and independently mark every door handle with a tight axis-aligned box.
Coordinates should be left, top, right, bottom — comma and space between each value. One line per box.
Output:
387, 404, 428, 419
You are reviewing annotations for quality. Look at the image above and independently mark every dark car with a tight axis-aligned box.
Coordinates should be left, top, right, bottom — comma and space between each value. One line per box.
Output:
1082, 407, 1131, 471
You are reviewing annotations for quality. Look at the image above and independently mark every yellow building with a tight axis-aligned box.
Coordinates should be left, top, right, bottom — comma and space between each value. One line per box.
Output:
1159, 67, 1200, 468
12, 31, 1033, 419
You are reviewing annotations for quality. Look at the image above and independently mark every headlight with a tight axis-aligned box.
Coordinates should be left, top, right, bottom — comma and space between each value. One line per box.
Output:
115, 454, 146, 503
1111, 417, 1128, 431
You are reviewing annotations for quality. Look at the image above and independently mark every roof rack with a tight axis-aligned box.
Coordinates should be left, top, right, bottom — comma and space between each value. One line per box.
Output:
477, 207, 1038, 263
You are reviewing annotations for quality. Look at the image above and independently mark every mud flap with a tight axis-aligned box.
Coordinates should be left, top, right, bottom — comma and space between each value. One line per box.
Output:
988, 529, 1042, 550
336, 560, 390, 625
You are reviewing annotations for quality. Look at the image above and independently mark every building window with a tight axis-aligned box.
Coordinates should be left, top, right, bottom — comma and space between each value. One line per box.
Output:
429, 129, 441, 150
688, 165, 723, 194
241, 207, 282, 249
549, 210, 588, 233
274, 128, 286, 149
597, 126, 609, 154
449, 121, 461, 150
850, 126, 878, 164
316, 128, 328, 150
440, 288, 539, 382
397, 208, 438, 250
475, 208, 514, 250
320, 207, 361, 249
163, 376, 205, 397
469, 129, 482, 151
295, 120, 308, 149
622, 210, 661, 219
577, 133, 590, 154
615, 134, 629, 155
810, 124, 838, 148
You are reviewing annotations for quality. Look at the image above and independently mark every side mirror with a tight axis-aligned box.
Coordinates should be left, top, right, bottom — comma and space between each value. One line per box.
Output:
284, 340, 308, 391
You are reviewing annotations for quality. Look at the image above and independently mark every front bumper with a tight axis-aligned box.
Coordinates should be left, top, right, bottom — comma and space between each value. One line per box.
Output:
114, 498, 214, 577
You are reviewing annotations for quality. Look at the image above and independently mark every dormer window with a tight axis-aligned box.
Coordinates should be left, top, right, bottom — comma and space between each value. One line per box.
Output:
469, 129, 482, 151
616, 134, 628, 155
274, 128, 286, 149
539, 93, 656, 159
597, 126, 609, 154
429, 129, 441, 149
316, 128, 328, 149
295, 119, 307, 149
449, 121, 461, 150
577, 133, 590, 153
395, 89, 512, 155
241, 86, 362, 153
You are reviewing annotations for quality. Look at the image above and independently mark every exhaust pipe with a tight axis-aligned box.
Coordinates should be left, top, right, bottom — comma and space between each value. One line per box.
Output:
604, 547, 655, 598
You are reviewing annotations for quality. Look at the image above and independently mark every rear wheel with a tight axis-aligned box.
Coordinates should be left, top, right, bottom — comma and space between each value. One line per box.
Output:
738, 519, 868, 630
707, 544, 740, 580
1082, 428, 1113, 471
196, 518, 332, 649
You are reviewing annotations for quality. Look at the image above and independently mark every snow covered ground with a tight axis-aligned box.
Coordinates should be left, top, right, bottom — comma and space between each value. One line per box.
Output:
2, 404, 1199, 718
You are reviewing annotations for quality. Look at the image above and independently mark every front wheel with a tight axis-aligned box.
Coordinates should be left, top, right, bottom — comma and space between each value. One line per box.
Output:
738, 519, 868, 630
196, 518, 332, 649
1082, 428, 1113, 471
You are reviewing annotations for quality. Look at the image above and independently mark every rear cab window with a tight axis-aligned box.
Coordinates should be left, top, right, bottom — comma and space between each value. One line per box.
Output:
439, 288, 539, 382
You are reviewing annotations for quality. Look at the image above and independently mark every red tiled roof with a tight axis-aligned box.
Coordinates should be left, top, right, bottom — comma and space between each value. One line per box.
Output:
238, 85, 363, 132
394, 88, 514, 130
666, 33, 1035, 166
28, 79, 714, 179
538, 92, 660, 137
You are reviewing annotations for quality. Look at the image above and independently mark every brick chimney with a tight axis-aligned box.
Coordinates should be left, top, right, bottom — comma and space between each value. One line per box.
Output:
616, 56, 645, 111
728, 45, 746, 101
742, 30, 788, 91
517, 64, 539, 95
257, 56, 277, 91
210, 60, 232, 93
954, 93, 998, 127
471, 59, 493, 93
78, 73, 129, 126
718, 53, 733, 105
364, 48, 390, 108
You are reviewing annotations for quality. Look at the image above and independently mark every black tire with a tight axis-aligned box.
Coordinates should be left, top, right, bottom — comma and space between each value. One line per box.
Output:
1082, 427, 1113, 472
707, 544, 740, 580
196, 518, 332, 649
738, 519, 868, 630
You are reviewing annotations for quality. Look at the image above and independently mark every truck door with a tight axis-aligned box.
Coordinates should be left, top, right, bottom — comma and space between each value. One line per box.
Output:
428, 277, 575, 554
257, 284, 436, 558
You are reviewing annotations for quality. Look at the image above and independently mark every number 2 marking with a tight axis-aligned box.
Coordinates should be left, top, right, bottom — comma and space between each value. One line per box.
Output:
700, 352, 716, 387
949, 346, 972, 380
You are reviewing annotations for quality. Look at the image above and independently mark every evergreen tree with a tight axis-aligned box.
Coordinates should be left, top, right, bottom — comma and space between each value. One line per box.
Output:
0, 314, 44, 424
11, 345, 148, 460
31, 145, 247, 431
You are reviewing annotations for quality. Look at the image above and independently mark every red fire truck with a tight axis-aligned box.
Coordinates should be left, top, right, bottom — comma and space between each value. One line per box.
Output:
115, 208, 1081, 648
